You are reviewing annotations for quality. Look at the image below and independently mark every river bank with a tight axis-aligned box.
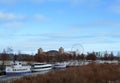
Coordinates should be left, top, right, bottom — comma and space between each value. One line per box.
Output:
0, 60, 120, 83
12, 63, 120, 83
0, 70, 50, 83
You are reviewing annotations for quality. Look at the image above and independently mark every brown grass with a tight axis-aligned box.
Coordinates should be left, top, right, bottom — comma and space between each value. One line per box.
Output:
12, 63, 120, 83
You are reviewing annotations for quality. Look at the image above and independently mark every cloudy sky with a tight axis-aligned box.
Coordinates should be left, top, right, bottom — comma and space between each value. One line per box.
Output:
0, 0, 120, 54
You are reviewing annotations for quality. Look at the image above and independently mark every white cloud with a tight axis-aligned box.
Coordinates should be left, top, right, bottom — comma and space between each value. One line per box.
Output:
0, 0, 20, 4
0, 12, 25, 21
31, 0, 45, 3
35, 14, 52, 22
109, 4, 120, 14
69, 0, 101, 6
95, 20, 120, 27
0, 12, 16, 20
35, 14, 45, 21
74, 20, 120, 27
0, 0, 64, 4
70, 0, 84, 5
107, 0, 120, 14
57, 10, 65, 15
0, 0, 100, 5
32, 0, 67, 3
4, 22, 22, 28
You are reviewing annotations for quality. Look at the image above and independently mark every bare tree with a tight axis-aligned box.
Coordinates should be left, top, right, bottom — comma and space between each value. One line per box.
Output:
1, 49, 9, 66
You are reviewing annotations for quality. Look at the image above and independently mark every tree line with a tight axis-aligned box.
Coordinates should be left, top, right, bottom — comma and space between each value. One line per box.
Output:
0, 49, 119, 66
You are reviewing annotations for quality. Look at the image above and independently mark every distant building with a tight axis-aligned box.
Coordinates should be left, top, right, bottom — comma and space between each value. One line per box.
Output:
37, 47, 64, 56
47, 50, 59, 56
38, 48, 43, 54
59, 47, 64, 54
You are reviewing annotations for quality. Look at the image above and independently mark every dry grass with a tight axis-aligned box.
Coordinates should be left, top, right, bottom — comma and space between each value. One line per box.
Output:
12, 63, 120, 83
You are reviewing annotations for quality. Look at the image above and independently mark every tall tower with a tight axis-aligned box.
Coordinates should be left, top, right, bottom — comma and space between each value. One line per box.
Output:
38, 48, 43, 54
59, 47, 64, 54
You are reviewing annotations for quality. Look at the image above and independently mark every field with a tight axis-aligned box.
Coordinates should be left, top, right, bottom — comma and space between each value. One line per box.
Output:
12, 62, 120, 83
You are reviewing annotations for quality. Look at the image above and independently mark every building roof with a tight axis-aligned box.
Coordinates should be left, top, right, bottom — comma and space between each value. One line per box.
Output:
47, 50, 59, 56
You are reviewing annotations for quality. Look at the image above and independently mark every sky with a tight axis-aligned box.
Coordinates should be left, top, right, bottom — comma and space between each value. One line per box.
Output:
0, 0, 120, 54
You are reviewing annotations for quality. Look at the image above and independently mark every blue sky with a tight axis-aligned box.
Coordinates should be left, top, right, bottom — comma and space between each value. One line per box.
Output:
0, 0, 120, 54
